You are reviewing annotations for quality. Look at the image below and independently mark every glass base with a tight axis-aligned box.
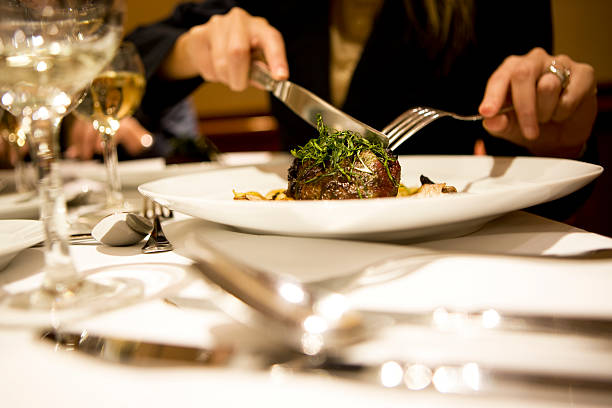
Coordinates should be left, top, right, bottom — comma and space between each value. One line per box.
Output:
0, 274, 144, 328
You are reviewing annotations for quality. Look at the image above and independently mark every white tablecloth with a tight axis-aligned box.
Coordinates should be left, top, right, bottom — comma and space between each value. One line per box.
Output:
1, 210, 612, 407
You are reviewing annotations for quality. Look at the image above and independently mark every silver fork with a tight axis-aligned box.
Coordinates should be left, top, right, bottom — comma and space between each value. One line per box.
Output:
141, 198, 174, 254
382, 106, 513, 151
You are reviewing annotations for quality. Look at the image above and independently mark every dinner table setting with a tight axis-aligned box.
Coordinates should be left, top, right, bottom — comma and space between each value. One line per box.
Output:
1, 1, 612, 406
1, 147, 612, 408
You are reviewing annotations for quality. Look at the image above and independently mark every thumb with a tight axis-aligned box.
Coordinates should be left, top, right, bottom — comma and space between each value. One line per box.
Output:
482, 113, 515, 138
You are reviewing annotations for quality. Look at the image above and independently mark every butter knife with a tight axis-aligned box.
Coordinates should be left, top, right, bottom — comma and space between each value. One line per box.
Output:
249, 61, 389, 147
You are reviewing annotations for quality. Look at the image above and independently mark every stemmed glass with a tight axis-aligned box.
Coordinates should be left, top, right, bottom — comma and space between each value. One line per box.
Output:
74, 41, 146, 225
0, 0, 142, 325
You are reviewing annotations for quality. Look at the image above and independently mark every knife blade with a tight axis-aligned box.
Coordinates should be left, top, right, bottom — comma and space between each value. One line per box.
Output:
250, 61, 389, 147
40, 329, 234, 366
39, 329, 612, 402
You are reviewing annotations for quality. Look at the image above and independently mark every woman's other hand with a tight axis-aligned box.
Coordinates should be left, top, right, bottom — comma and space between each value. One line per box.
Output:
479, 47, 597, 158
65, 117, 153, 160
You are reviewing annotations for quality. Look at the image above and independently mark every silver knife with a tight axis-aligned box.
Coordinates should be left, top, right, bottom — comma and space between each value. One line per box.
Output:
249, 61, 389, 147
40, 329, 612, 402
40, 329, 234, 366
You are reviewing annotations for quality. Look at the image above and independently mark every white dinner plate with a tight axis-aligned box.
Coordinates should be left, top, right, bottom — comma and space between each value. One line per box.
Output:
138, 155, 603, 241
63, 152, 292, 189
0, 181, 95, 220
0, 192, 39, 220
0, 220, 44, 270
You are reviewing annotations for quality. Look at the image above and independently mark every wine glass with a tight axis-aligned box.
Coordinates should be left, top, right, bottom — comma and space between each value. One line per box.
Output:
0, 109, 36, 193
0, 0, 143, 326
74, 42, 146, 225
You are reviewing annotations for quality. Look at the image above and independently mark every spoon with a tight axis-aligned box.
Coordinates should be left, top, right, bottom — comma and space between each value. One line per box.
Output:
90, 212, 153, 246
184, 232, 386, 356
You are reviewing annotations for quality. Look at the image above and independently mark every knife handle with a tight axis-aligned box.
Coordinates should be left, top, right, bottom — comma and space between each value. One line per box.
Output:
249, 60, 277, 92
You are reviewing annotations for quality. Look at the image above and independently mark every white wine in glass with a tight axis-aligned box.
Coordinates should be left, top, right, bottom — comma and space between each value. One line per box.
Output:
0, 0, 144, 326
75, 43, 146, 221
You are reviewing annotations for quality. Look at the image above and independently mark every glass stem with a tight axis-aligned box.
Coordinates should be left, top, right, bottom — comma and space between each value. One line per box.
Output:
101, 133, 123, 209
27, 116, 79, 294
10, 143, 33, 193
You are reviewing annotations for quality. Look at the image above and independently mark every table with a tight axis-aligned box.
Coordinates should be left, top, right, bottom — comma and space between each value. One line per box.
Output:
1, 209, 612, 408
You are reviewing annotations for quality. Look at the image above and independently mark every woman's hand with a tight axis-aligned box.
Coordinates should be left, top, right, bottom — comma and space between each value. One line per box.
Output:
64, 116, 100, 160
65, 116, 153, 160
479, 47, 597, 158
160, 7, 289, 91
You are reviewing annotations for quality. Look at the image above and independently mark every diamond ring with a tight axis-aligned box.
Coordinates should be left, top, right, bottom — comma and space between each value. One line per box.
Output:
545, 60, 571, 90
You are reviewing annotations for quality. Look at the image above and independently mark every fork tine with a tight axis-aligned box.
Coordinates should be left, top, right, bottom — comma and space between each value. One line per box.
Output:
382, 107, 422, 135
384, 107, 431, 137
155, 202, 173, 219
387, 109, 437, 145
389, 114, 440, 151
142, 197, 153, 219
382, 105, 513, 151
386, 111, 425, 139
384, 107, 437, 140
387, 115, 427, 144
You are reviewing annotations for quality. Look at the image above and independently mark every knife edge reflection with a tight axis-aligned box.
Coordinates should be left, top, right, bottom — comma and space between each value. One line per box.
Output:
40, 329, 233, 366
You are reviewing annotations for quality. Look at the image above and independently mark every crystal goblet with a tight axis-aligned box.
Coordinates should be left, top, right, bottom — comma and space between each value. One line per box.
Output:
0, 0, 143, 326
74, 41, 146, 226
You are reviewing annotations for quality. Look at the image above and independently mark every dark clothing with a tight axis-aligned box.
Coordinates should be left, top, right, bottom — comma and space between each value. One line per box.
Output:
127, 0, 553, 155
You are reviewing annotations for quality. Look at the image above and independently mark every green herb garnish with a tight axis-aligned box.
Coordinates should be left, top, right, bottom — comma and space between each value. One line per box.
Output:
290, 114, 398, 185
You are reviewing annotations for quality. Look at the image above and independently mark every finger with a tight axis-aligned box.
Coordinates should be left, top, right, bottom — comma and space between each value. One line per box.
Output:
509, 60, 541, 140
185, 25, 217, 82
483, 112, 512, 137
552, 60, 596, 122
535, 72, 562, 123
479, 58, 513, 117
208, 13, 234, 86
117, 118, 149, 156
249, 18, 288, 80
122, 134, 147, 156
225, 17, 251, 91
75, 123, 95, 160
194, 38, 216, 82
